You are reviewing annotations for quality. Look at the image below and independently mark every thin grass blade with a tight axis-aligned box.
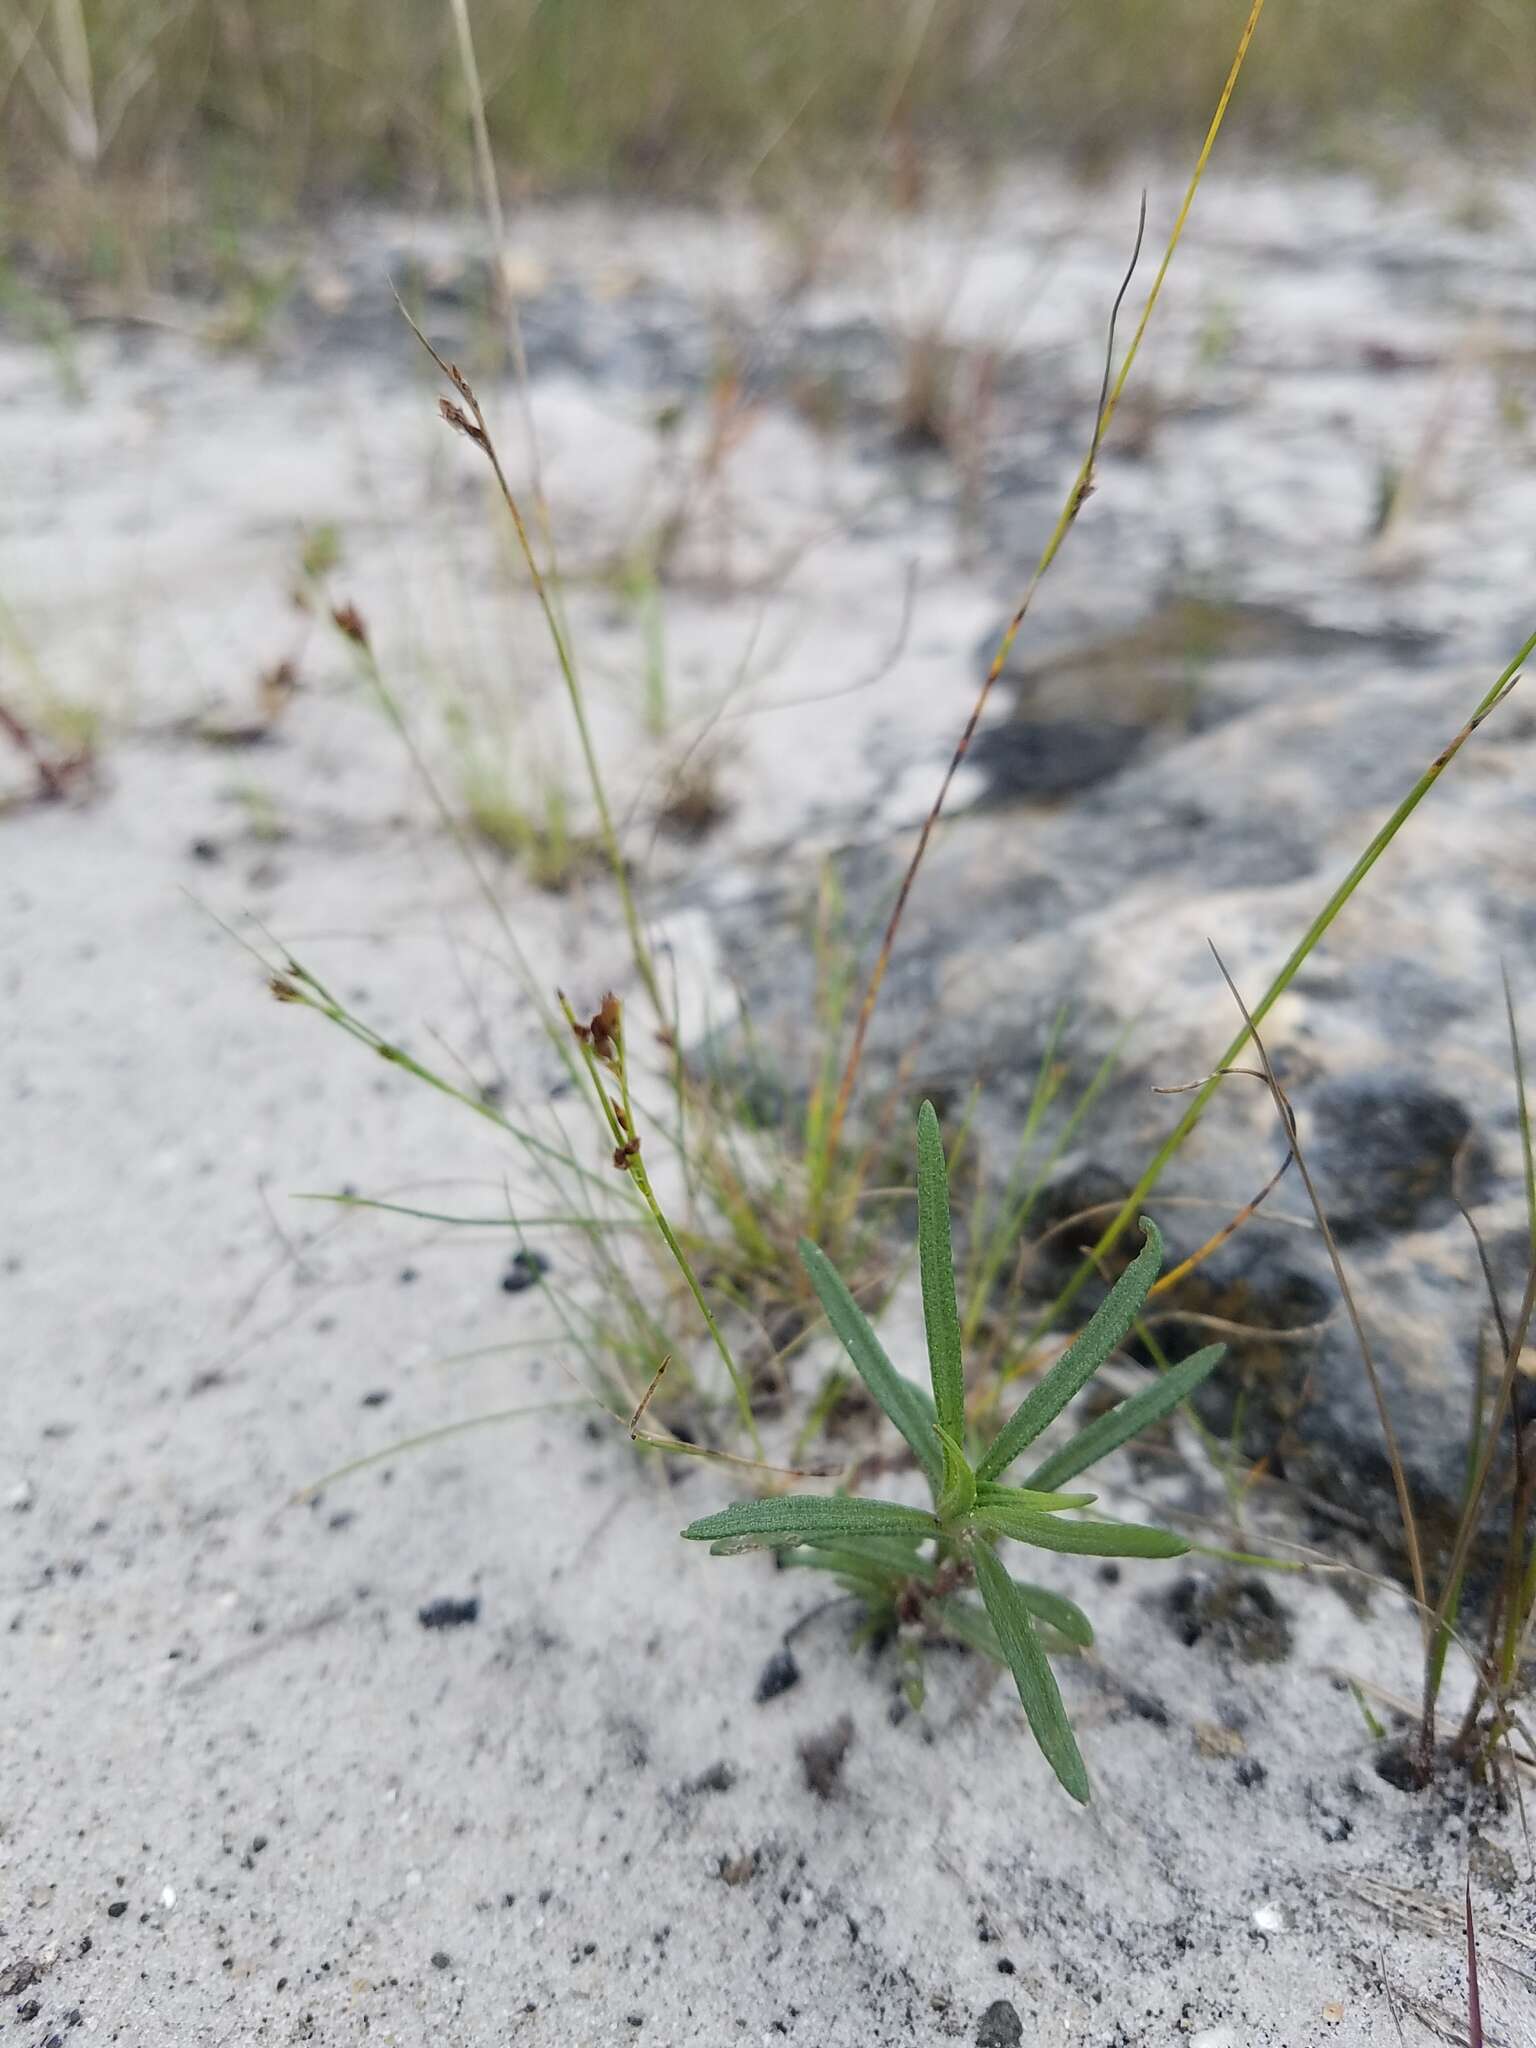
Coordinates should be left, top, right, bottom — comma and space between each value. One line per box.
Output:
916, 1100, 966, 1438
973, 1541, 1090, 1803
798, 1237, 941, 1487
1465, 1881, 1484, 2048
1025, 1342, 1225, 1491
975, 1219, 1163, 1483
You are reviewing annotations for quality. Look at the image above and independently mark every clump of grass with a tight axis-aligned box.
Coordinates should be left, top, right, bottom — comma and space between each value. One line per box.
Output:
1207, 946, 1536, 1794
684, 1102, 1224, 1802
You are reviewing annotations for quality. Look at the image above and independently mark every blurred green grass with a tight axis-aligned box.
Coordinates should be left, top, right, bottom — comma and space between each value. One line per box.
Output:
3, 0, 1530, 284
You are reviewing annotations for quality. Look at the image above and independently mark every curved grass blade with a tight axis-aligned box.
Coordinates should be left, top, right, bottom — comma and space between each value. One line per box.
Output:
916, 1100, 966, 1437
1025, 1343, 1225, 1492
682, 1494, 939, 1550
798, 1237, 942, 1488
976, 1504, 1188, 1559
975, 1219, 1163, 1483
973, 1540, 1090, 1803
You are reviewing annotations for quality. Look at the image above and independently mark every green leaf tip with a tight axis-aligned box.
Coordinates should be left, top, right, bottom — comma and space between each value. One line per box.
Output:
975, 1215, 1165, 1484
915, 1100, 966, 1440
973, 1540, 1090, 1804
934, 1424, 976, 1522
975, 1503, 1190, 1559
1026, 1342, 1226, 1493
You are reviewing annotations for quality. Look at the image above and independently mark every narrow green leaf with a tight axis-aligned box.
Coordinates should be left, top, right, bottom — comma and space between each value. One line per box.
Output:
777, 1547, 903, 1592
682, 1493, 939, 1549
802, 1533, 934, 1576
1026, 1343, 1225, 1491
977, 1506, 1189, 1558
798, 1237, 941, 1487
1007, 1580, 1095, 1648
976, 1218, 1164, 1483
973, 1540, 1090, 1804
976, 1482, 1099, 1514
935, 1424, 976, 1522
916, 1100, 966, 1439
933, 1594, 1004, 1663
936, 1594, 1084, 1662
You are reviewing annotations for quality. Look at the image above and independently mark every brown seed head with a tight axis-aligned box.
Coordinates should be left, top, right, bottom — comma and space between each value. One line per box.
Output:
331, 602, 370, 648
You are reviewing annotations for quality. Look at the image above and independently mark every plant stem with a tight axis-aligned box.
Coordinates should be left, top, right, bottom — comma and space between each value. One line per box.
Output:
562, 995, 762, 1452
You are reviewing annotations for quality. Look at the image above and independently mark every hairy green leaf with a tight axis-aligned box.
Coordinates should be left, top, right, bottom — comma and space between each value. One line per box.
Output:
973, 1541, 1090, 1804
798, 1237, 941, 1488
779, 1532, 936, 1588
916, 1100, 966, 1438
682, 1493, 939, 1550
975, 1218, 1163, 1483
1026, 1343, 1225, 1492
976, 1482, 1099, 1514
778, 1547, 903, 1592
976, 1504, 1189, 1558
935, 1424, 976, 1522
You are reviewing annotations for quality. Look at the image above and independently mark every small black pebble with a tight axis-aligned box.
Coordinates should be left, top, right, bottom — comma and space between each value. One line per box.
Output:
252, 1834, 269, 1852
398, 1267, 418, 1285
798, 1713, 854, 1800
430, 1951, 451, 1971
106, 1901, 128, 1919
1098, 1562, 1121, 1584
754, 1646, 800, 1703
17, 2001, 39, 2022
502, 1249, 551, 1294
43, 2035, 63, 2048
582, 1942, 597, 1957
976, 2000, 1023, 2048
996, 1958, 1016, 1975
1236, 1759, 1266, 1788
327, 1510, 355, 1531
189, 838, 221, 863
627, 2016, 644, 2030
418, 1596, 479, 1630
360, 1390, 390, 1408
1123, 1688, 1170, 1729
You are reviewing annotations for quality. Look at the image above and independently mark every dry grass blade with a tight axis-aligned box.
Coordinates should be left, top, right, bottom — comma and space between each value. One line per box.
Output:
1205, 943, 1431, 1641
1465, 1882, 1484, 2048
823, 0, 1269, 1161
393, 290, 664, 1020
1060, 642, 1531, 1330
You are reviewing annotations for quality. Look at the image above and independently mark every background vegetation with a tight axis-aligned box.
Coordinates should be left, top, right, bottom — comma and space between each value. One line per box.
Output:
4, 0, 1534, 283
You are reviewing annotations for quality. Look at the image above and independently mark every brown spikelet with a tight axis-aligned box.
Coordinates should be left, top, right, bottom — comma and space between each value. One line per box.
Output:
331, 602, 370, 649
438, 397, 488, 450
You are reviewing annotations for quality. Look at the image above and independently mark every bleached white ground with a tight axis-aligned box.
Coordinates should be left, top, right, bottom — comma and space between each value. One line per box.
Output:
4, 155, 1534, 2045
